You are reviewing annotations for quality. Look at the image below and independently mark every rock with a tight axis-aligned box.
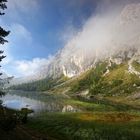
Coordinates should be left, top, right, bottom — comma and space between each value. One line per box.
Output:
62, 105, 77, 112
133, 83, 136, 87
78, 90, 89, 96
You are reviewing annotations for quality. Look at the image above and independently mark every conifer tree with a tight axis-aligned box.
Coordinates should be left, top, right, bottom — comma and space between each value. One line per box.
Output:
0, 0, 10, 96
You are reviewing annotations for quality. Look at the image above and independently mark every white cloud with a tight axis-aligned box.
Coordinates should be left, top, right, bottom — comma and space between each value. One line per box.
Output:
3, 0, 39, 22
61, 1, 140, 64
11, 57, 54, 77
0, 23, 33, 65
10, 23, 32, 44
7, 0, 39, 13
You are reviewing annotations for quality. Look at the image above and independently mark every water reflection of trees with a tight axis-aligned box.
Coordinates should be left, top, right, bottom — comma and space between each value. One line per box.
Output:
2, 93, 64, 113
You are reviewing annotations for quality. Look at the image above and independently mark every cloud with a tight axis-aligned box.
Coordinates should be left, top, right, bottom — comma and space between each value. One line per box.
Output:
2, 0, 39, 22
0, 23, 33, 64
60, 1, 140, 65
6, 56, 54, 77
7, 0, 39, 13
10, 23, 32, 44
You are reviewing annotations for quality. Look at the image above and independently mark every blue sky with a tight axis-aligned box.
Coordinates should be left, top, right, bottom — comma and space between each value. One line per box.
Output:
1, 0, 138, 77
1, 0, 97, 77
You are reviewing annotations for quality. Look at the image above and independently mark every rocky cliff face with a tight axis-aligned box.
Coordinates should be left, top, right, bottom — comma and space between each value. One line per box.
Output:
44, 3, 140, 78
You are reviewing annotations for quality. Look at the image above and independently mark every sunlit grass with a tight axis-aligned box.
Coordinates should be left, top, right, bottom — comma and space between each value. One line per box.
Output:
64, 99, 117, 111
27, 112, 140, 140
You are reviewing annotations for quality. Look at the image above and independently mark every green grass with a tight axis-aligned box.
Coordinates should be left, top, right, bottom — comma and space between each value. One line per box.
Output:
58, 62, 140, 96
27, 112, 140, 140
88, 63, 140, 96
132, 61, 140, 72
64, 99, 117, 112
69, 61, 108, 93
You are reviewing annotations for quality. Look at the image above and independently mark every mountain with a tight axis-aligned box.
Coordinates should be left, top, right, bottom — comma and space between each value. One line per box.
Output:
41, 3, 140, 79
10, 3, 140, 96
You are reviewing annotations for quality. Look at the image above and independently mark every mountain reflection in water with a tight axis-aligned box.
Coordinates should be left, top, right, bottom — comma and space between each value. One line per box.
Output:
1, 93, 62, 113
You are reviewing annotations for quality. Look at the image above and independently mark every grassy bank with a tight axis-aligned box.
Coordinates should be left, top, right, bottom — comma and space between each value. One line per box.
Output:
27, 112, 140, 140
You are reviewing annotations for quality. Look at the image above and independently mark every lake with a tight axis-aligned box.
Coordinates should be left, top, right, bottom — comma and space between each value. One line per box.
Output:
0, 90, 79, 113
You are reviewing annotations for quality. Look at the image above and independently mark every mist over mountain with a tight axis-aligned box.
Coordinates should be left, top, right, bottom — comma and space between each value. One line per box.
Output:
10, 1, 140, 85
43, 2, 140, 78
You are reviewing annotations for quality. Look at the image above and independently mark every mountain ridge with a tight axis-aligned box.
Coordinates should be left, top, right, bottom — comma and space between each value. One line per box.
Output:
9, 3, 140, 96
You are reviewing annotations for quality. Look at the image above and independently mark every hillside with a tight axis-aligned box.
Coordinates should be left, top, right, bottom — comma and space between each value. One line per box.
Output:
10, 54, 140, 98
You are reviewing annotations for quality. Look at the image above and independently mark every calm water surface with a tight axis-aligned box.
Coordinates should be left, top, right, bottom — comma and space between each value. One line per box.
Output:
1, 90, 65, 113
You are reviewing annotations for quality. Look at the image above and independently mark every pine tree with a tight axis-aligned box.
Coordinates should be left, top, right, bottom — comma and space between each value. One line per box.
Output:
0, 0, 10, 96
0, 1, 19, 133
